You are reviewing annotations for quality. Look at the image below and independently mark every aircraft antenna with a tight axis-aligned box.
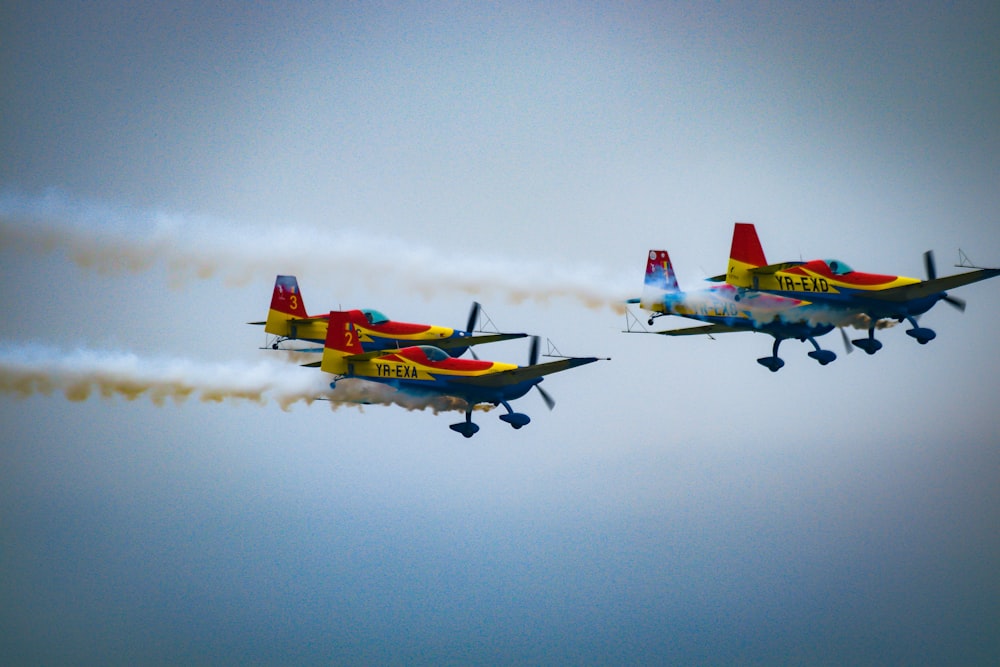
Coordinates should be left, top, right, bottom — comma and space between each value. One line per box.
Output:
542, 337, 610, 360
622, 307, 652, 333
475, 305, 501, 333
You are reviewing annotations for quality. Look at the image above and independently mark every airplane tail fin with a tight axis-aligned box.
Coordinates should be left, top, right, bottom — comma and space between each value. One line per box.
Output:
321, 310, 366, 375
727, 223, 767, 288
264, 275, 309, 336
640, 250, 680, 312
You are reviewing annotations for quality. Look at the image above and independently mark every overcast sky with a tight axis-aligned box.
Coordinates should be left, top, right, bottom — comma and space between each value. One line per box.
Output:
2, 2, 999, 664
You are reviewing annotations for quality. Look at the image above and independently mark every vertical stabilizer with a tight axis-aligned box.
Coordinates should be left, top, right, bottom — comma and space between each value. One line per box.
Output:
321, 311, 366, 375
727, 223, 767, 288
640, 250, 680, 312
264, 275, 309, 336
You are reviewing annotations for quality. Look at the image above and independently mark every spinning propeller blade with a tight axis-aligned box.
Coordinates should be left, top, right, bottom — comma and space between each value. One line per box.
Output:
839, 327, 854, 354
465, 301, 481, 334
537, 385, 556, 410
943, 294, 967, 312
527, 336, 555, 409
924, 250, 967, 312
923, 250, 937, 281
462, 301, 483, 359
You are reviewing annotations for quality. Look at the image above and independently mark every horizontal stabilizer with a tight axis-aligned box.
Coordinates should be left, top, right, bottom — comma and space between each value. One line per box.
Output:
284, 316, 330, 325
749, 261, 806, 275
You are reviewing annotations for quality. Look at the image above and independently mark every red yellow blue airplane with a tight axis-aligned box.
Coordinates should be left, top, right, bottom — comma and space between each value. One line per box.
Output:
314, 309, 602, 437
633, 223, 1000, 370
726, 223, 1000, 355
632, 246, 845, 371
250, 275, 526, 356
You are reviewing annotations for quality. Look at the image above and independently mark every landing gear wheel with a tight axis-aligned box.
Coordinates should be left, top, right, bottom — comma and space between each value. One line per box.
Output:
449, 422, 480, 438
500, 413, 531, 429
906, 327, 936, 345
852, 338, 883, 355
757, 356, 785, 372
808, 349, 836, 365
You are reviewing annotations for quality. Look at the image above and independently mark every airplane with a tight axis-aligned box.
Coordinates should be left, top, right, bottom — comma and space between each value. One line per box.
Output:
312, 309, 603, 437
249, 275, 526, 356
725, 223, 1000, 355
631, 247, 849, 371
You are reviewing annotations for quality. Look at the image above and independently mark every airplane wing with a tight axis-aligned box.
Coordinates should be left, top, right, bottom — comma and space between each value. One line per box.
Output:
432, 332, 528, 349
638, 323, 748, 336
446, 357, 601, 388
853, 268, 1000, 303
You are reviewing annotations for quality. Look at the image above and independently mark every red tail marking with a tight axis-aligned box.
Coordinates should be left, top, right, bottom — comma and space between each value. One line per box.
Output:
325, 311, 365, 355
270, 275, 308, 317
730, 223, 767, 267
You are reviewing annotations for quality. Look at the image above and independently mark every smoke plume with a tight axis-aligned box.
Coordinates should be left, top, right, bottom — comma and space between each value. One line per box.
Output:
0, 190, 632, 312
0, 343, 475, 414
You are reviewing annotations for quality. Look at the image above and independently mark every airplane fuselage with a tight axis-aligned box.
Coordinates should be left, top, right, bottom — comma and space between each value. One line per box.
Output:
651, 282, 854, 338
331, 346, 539, 405
265, 309, 474, 354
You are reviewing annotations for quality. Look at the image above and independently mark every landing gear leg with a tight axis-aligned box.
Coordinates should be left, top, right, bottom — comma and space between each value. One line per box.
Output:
498, 400, 531, 429
449, 407, 480, 438
904, 316, 936, 345
757, 338, 786, 372
806, 337, 837, 365
852, 321, 883, 355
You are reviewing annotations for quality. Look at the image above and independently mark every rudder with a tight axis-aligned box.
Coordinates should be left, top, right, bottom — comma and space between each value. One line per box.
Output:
727, 223, 767, 288
264, 275, 308, 336
321, 310, 366, 375
640, 250, 680, 312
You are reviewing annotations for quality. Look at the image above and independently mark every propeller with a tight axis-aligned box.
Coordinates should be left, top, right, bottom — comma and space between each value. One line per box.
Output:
839, 326, 854, 354
527, 336, 556, 410
923, 251, 966, 312
537, 385, 556, 410
943, 293, 967, 312
923, 250, 937, 281
465, 301, 481, 334
463, 302, 483, 359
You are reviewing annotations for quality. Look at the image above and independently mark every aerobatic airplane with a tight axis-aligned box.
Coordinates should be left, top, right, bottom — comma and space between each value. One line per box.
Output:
313, 310, 602, 437
250, 275, 526, 356
632, 247, 848, 371
725, 223, 1000, 355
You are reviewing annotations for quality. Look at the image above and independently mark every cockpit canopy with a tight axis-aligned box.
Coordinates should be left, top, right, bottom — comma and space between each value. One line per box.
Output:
361, 308, 389, 325
416, 345, 450, 362
824, 259, 854, 276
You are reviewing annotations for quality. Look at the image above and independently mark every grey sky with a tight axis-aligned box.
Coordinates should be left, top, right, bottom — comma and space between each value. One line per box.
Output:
2, 2, 999, 664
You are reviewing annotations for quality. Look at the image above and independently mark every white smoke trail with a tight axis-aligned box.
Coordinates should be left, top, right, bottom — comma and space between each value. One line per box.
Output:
0, 343, 475, 414
0, 190, 633, 311
658, 282, 900, 331
326, 378, 490, 415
